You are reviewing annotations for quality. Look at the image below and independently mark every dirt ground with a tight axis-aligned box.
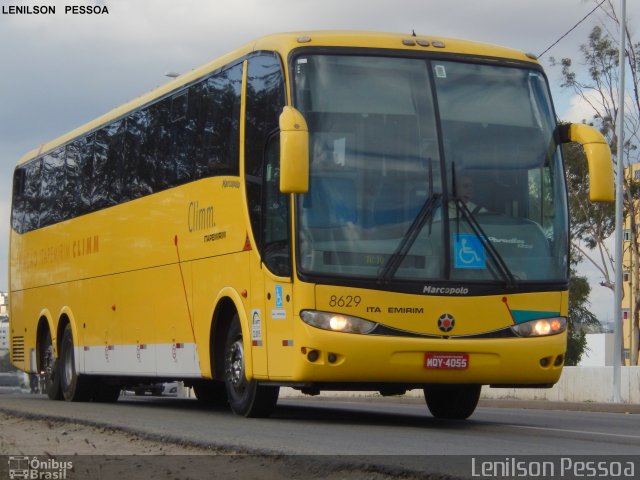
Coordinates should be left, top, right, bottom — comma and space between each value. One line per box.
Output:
0, 411, 213, 455
0, 411, 426, 480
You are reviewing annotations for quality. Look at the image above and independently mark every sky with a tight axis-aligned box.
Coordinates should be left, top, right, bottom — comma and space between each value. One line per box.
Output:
0, 0, 637, 322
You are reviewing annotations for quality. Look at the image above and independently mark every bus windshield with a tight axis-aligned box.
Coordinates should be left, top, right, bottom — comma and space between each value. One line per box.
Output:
293, 54, 568, 285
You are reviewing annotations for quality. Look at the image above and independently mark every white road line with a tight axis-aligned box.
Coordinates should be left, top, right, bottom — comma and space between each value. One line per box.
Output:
507, 424, 640, 441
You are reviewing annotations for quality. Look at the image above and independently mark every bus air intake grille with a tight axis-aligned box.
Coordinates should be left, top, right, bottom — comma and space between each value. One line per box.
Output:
11, 336, 25, 362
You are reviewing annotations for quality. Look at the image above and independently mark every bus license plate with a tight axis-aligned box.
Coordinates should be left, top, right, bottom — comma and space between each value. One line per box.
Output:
424, 352, 469, 370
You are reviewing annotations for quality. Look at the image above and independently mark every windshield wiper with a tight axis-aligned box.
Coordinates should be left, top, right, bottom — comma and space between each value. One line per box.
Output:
454, 199, 517, 288
377, 193, 441, 284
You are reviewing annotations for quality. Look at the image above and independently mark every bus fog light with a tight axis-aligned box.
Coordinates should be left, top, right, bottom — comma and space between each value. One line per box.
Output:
300, 310, 377, 334
307, 350, 319, 362
511, 317, 566, 337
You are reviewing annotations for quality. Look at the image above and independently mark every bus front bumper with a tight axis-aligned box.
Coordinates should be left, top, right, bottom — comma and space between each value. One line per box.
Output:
284, 322, 566, 387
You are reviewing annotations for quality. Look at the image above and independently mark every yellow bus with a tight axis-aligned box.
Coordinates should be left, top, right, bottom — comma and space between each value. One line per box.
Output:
9, 31, 613, 419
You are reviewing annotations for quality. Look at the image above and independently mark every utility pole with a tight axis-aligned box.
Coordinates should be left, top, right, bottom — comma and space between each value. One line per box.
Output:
612, 0, 626, 403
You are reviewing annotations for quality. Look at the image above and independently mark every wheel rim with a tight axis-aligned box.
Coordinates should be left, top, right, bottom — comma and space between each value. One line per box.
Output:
226, 338, 246, 392
43, 344, 55, 378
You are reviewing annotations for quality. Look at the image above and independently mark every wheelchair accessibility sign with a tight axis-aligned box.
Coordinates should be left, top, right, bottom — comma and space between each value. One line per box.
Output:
454, 234, 486, 269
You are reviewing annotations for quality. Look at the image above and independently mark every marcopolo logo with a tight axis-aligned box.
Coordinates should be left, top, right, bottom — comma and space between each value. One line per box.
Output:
8, 456, 73, 479
423, 285, 470, 296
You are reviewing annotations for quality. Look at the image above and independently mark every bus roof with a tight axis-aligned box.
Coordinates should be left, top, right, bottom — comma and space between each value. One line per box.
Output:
16, 31, 538, 167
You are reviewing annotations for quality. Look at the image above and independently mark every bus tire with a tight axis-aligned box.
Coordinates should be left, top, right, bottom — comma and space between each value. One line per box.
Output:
193, 380, 227, 405
59, 324, 94, 402
40, 329, 62, 401
223, 316, 279, 417
423, 384, 481, 420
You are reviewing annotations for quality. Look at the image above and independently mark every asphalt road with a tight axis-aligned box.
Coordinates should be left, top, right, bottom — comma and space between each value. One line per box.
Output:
1, 389, 639, 479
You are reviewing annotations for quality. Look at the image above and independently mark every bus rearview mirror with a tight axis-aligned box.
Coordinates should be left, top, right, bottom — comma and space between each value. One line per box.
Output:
562, 123, 614, 203
279, 107, 309, 194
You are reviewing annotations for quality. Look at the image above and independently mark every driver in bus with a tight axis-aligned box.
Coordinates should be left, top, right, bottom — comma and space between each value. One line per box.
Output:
434, 173, 487, 221
456, 174, 487, 215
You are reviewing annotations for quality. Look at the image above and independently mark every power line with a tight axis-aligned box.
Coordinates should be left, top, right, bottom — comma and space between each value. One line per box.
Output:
538, 0, 607, 58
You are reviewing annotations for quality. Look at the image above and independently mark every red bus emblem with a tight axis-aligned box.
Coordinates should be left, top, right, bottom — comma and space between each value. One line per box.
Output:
437, 313, 455, 332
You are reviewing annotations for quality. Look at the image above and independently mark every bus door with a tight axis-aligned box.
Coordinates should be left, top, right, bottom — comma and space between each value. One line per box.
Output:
263, 274, 294, 378
261, 138, 295, 379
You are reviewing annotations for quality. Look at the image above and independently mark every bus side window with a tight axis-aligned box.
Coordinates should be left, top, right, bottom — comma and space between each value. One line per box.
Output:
245, 53, 286, 252
165, 91, 189, 188
148, 99, 171, 191
65, 138, 90, 218
123, 109, 154, 200
198, 63, 242, 178
177, 84, 200, 184
92, 120, 124, 209
39, 148, 66, 227
23, 159, 43, 232
151, 93, 187, 191
11, 168, 26, 233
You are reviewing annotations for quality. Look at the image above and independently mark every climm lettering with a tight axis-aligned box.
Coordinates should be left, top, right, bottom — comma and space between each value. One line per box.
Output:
188, 201, 214, 232
2, 5, 56, 14
73, 236, 99, 258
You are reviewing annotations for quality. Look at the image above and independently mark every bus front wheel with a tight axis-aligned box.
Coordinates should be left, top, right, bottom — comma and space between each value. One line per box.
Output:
423, 384, 481, 420
223, 317, 279, 417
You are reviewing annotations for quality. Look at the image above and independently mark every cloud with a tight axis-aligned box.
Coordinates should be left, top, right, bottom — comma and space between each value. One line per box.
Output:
560, 88, 632, 126
0, 0, 638, 297
563, 92, 601, 124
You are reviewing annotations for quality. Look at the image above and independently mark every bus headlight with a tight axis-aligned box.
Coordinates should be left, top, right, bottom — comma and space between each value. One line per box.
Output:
300, 310, 377, 334
510, 317, 567, 337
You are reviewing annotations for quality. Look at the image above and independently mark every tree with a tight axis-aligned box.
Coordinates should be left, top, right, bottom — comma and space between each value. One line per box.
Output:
567, 271, 601, 365
551, 1, 640, 365
563, 141, 607, 364
563, 140, 615, 287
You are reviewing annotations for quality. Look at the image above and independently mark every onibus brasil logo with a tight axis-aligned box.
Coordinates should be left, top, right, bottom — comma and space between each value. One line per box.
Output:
8, 456, 73, 479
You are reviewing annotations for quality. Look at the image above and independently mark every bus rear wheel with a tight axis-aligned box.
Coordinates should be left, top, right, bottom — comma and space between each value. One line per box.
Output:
40, 329, 62, 400
223, 317, 279, 417
59, 324, 95, 402
423, 384, 481, 420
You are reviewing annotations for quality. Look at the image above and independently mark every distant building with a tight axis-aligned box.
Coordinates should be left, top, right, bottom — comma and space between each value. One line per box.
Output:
0, 318, 8, 356
623, 165, 640, 365
0, 291, 7, 317
0, 292, 8, 356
